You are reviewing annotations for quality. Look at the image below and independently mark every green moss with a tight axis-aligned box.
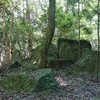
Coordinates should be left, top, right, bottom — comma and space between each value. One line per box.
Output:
35, 74, 60, 92
0, 73, 38, 92
59, 42, 77, 60
66, 50, 100, 76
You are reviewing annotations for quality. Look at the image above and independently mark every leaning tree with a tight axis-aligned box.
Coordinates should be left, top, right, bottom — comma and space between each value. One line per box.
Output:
39, 0, 56, 67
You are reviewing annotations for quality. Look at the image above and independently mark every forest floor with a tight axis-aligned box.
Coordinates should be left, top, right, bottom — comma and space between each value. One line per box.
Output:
0, 68, 100, 100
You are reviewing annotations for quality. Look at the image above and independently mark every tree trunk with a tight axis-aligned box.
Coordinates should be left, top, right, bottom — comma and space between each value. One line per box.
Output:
39, 0, 56, 67
26, 0, 33, 56
96, 0, 100, 82
78, 0, 81, 58
2, 5, 12, 63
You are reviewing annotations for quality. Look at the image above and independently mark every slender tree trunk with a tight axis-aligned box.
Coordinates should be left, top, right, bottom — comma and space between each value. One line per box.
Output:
2, 5, 11, 63
0, 48, 1, 65
96, 0, 100, 82
26, 0, 33, 56
66, 0, 69, 12
2, 5, 6, 45
10, 8, 15, 61
5, 44, 12, 63
40, 0, 56, 67
78, 0, 81, 58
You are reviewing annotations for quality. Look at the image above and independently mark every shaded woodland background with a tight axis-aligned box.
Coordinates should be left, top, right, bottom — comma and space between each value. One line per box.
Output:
0, 0, 100, 94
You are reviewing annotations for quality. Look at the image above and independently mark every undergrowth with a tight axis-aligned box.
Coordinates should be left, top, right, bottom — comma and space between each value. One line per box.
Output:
66, 50, 100, 77
0, 72, 38, 92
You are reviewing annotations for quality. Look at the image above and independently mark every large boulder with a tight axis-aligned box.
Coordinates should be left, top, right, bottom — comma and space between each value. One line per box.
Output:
69, 50, 100, 75
34, 68, 60, 91
57, 38, 92, 61
0, 61, 22, 73
48, 59, 75, 68
34, 68, 52, 81
8, 61, 21, 70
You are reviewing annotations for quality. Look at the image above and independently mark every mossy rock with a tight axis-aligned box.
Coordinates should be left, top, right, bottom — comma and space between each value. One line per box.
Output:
69, 50, 100, 75
58, 38, 91, 61
35, 68, 52, 80
35, 74, 60, 92
48, 59, 75, 68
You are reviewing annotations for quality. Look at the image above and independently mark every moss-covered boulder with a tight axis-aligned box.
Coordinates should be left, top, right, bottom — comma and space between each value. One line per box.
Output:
69, 50, 100, 75
48, 59, 75, 68
35, 74, 60, 92
57, 38, 91, 61
34, 68, 60, 92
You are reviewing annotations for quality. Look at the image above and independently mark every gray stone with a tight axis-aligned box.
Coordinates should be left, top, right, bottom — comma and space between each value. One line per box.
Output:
34, 68, 51, 81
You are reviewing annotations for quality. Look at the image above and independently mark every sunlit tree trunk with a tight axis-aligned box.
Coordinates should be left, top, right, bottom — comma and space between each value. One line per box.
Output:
2, 2, 16, 63
5, 43, 12, 63
26, 0, 33, 57
2, 5, 12, 63
39, 0, 56, 67
0, 50, 1, 66
2, 4, 6, 45
10, 6, 15, 61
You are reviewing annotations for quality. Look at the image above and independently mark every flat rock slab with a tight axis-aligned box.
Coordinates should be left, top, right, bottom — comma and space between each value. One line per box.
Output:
34, 68, 60, 91
48, 59, 75, 68
34, 68, 51, 81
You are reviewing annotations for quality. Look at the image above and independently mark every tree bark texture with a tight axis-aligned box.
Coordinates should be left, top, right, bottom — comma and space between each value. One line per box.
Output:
40, 0, 56, 67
